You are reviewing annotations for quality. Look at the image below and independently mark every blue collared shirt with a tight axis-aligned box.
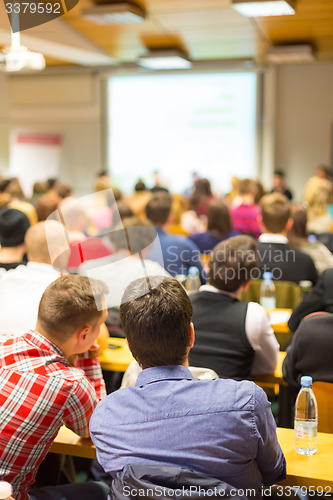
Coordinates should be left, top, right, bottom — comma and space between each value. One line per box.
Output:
147, 227, 206, 282
90, 365, 285, 492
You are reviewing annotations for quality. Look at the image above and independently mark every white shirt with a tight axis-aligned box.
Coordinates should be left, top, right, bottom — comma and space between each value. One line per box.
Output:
199, 285, 279, 376
258, 233, 288, 244
0, 262, 61, 337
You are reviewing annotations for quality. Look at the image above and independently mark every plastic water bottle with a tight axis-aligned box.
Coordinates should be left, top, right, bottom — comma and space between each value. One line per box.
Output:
259, 271, 276, 309
185, 266, 201, 292
0, 482, 15, 500
294, 376, 318, 456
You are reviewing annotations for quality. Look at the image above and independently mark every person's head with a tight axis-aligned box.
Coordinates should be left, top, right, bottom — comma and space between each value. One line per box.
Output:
307, 186, 330, 217
57, 183, 72, 199
57, 198, 86, 233
120, 276, 193, 368
110, 217, 156, 255
36, 192, 60, 221
47, 178, 58, 191
145, 193, 172, 225
25, 220, 70, 270
316, 164, 331, 180
273, 170, 285, 189
0, 207, 30, 248
260, 192, 291, 233
237, 178, 256, 196
193, 178, 212, 197
209, 235, 258, 293
4, 178, 25, 199
135, 180, 146, 192
207, 200, 231, 236
37, 275, 108, 353
288, 203, 308, 240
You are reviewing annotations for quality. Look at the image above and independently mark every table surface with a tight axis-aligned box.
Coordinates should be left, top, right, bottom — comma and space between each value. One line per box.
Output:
99, 337, 135, 372
50, 426, 333, 489
251, 351, 286, 386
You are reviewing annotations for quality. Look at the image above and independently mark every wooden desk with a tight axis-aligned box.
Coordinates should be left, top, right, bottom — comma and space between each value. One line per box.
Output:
50, 426, 333, 490
251, 351, 287, 386
50, 426, 96, 459
277, 427, 333, 489
99, 337, 134, 372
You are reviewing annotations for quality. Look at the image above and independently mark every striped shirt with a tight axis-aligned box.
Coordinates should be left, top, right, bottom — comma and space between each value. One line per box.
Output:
0, 331, 106, 500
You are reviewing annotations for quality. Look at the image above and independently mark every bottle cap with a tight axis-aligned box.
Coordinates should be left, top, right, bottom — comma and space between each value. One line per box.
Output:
0, 481, 13, 499
263, 271, 273, 280
300, 375, 313, 387
188, 266, 199, 275
299, 280, 312, 291
308, 234, 317, 243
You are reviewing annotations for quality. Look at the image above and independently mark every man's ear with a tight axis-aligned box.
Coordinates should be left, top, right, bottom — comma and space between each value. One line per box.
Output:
242, 279, 251, 292
189, 322, 195, 349
77, 325, 90, 344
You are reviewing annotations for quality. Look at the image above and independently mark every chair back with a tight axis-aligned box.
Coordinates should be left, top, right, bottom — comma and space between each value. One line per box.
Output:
240, 280, 301, 309
312, 381, 333, 433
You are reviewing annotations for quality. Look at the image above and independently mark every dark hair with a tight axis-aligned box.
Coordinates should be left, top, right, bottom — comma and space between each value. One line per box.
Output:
189, 178, 212, 211
274, 170, 285, 178
135, 180, 146, 192
57, 183, 72, 199
120, 276, 193, 368
110, 217, 156, 254
145, 193, 172, 225
207, 200, 231, 237
260, 192, 290, 233
38, 275, 108, 342
209, 235, 258, 292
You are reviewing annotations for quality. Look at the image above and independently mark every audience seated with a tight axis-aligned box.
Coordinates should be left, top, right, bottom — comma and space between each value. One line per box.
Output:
189, 236, 279, 379
0, 207, 30, 270
79, 217, 170, 308
146, 193, 205, 280
288, 268, 333, 332
283, 312, 333, 389
256, 193, 318, 284
0, 275, 108, 500
189, 199, 239, 253
1, 177, 38, 225
230, 178, 261, 239
0, 220, 69, 336
288, 203, 333, 275
90, 275, 286, 495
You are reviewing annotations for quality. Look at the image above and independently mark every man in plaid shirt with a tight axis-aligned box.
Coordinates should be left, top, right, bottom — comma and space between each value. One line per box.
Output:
0, 275, 108, 500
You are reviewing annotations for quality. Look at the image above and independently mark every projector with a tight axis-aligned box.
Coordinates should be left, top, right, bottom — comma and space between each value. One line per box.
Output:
0, 46, 46, 72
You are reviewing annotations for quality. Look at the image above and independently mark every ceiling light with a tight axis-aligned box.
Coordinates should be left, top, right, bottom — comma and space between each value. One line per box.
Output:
82, 2, 146, 24
231, 0, 295, 17
266, 44, 315, 63
138, 49, 192, 70
0, 31, 45, 72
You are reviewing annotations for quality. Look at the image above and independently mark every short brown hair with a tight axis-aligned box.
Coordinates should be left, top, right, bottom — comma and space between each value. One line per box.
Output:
145, 193, 172, 225
120, 276, 193, 368
209, 235, 258, 292
207, 200, 231, 236
238, 178, 255, 195
38, 275, 108, 342
260, 193, 290, 233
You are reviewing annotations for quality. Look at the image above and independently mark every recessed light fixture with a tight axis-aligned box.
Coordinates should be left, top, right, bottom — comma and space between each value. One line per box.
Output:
266, 44, 315, 63
231, 0, 295, 17
138, 49, 192, 70
82, 2, 146, 24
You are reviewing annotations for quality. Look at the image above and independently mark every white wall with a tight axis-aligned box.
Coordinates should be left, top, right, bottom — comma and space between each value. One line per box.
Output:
1, 62, 333, 200
0, 71, 104, 197
275, 61, 333, 201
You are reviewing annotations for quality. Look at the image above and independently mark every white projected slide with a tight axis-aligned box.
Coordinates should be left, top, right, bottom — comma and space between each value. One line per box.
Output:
108, 72, 257, 194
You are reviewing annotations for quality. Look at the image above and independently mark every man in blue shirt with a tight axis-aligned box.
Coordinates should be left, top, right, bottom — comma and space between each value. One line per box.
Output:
145, 193, 205, 281
90, 276, 286, 494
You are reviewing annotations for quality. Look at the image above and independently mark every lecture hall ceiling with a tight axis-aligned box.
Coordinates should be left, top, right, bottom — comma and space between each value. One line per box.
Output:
0, 0, 333, 67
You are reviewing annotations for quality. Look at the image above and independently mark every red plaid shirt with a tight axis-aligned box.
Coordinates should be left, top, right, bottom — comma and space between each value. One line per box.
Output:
0, 331, 106, 500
